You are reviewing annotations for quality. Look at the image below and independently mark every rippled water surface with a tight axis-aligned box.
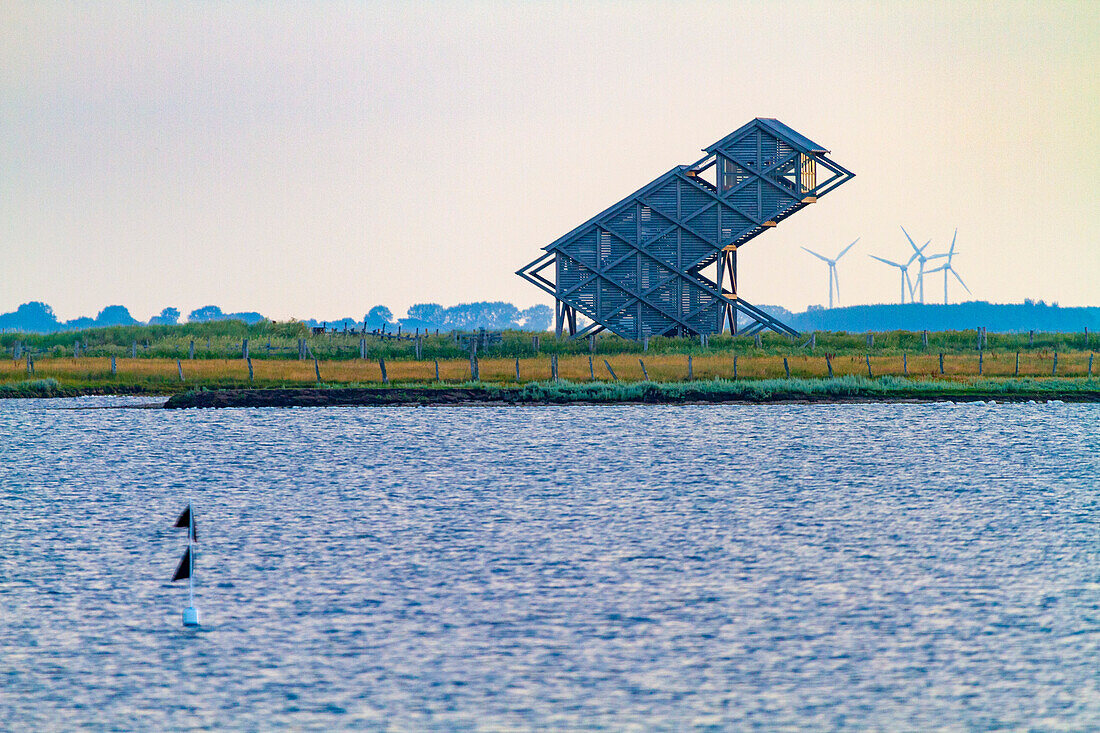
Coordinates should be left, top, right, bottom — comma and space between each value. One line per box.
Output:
1, 397, 1098, 730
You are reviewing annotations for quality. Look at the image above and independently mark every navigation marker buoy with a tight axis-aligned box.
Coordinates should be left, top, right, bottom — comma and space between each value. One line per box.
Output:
172, 503, 200, 627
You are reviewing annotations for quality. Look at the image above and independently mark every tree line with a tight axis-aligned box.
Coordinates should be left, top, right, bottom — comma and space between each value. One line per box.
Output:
0, 301, 553, 334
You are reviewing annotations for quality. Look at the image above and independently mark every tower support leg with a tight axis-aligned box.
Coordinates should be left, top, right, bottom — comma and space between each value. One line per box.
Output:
719, 249, 738, 334
555, 301, 577, 338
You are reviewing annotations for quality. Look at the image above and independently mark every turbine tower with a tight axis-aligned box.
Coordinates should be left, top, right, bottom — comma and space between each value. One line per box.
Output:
868, 250, 920, 304
925, 229, 970, 304
900, 226, 947, 304
802, 238, 859, 309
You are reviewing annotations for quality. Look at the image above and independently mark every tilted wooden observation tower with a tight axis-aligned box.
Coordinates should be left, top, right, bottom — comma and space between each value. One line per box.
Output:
517, 118, 854, 339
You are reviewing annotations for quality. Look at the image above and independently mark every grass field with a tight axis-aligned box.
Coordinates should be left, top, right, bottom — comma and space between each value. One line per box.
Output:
2, 322, 1097, 363
2, 321, 1096, 397
1, 350, 1095, 395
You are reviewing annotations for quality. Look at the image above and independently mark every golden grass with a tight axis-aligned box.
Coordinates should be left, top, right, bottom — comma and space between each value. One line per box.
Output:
0, 351, 1095, 389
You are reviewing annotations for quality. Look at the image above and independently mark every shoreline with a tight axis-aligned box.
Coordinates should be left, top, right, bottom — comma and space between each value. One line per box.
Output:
3, 378, 1098, 407
162, 385, 1100, 409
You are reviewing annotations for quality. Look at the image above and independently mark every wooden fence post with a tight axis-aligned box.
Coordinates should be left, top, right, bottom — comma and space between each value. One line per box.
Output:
551, 354, 559, 381
27, 354, 34, 375
247, 357, 254, 382
13, 341, 21, 360
415, 336, 422, 360
588, 355, 594, 381
242, 339, 249, 360
865, 354, 873, 378
866, 333, 873, 349
638, 358, 648, 381
359, 338, 366, 359
903, 352, 908, 376
1052, 352, 1058, 376
754, 334, 761, 348
515, 358, 521, 382
532, 335, 540, 353
809, 334, 816, 352
783, 357, 790, 378
642, 336, 649, 352
73, 340, 80, 358
379, 357, 388, 384
434, 359, 440, 381
825, 354, 833, 378
189, 340, 195, 359
1015, 351, 1020, 376
939, 353, 945, 375
469, 347, 479, 382
1089, 353, 1093, 378
922, 330, 928, 349
313, 357, 322, 384
978, 350, 983, 375
733, 355, 738, 379
177, 360, 184, 382
688, 354, 693, 380
110, 356, 117, 375
603, 359, 618, 381
589, 335, 596, 353
132, 341, 137, 359
1028, 330, 1034, 347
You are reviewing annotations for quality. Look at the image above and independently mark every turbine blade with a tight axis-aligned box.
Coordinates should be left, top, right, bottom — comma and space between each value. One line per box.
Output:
949, 229, 957, 257
901, 226, 919, 252
836, 237, 860, 260
950, 267, 971, 294
926, 264, 948, 273
833, 267, 841, 302
869, 254, 903, 268
801, 247, 831, 263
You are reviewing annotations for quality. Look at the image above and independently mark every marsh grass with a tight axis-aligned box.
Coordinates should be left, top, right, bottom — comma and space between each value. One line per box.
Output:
505, 376, 1100, 403
0, 378, 62, 397
1, 352, 1095, 395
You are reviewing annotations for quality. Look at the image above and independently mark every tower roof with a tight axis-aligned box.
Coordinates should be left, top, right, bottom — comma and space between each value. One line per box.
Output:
704, 118, 829, 155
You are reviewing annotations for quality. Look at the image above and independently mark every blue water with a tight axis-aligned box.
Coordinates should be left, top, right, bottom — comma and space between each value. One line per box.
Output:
1, 397, 1098, 730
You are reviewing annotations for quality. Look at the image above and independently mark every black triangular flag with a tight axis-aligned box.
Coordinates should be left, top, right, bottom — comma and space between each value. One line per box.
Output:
174, 505, 197, 541
172, 547, 192, 582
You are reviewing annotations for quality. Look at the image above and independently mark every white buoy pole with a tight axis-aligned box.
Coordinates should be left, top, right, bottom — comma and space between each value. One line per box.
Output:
183, 503, 200, 627
188, 513, 194, 607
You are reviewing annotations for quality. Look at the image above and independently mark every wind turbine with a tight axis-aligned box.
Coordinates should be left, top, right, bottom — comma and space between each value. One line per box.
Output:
900, 226, 947, 304
802, 238, 859, 309
925, 229, 970, 304
868, 250, 921, 304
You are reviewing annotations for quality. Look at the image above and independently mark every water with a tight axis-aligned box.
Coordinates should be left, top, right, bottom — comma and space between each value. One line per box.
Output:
2, 397, 1098, 730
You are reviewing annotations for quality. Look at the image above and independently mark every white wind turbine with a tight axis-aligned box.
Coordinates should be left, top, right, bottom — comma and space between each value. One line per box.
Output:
802, 238, 859, 309
868, 246, 924, 304
900, 226, 948, 304
925, 229, 970, 304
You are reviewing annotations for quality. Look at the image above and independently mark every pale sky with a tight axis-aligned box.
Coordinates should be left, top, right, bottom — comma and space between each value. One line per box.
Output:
2, 1, 1097, 322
